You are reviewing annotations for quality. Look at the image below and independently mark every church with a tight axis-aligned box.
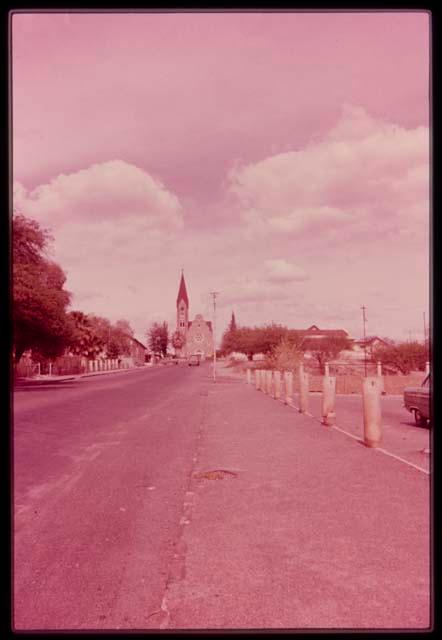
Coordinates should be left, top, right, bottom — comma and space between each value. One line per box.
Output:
173, 272, 213, 360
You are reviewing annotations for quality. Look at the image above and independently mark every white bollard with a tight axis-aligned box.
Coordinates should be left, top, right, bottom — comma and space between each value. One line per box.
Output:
49, 362, 52, 377
274, 371, 281, 399
377, 361, 385, 394
265, 370, 273, 395
299, 371, 309, 413
324, 362, 330, 377
362, 377, 382, 447
255, 369, 261, 391
285, 371, 293, 406
246, 368, 252, 384
425, 361, 430, 375
89, 360, 93, 372
321, 376, 336, 426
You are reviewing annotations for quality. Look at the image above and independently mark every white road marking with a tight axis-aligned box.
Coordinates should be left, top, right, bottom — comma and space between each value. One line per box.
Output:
374, 447, 430, 475
331, 424, 363, 442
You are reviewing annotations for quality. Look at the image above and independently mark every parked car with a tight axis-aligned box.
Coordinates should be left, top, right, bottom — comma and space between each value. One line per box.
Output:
404, 374, 430, 427
188, 354, 200, 367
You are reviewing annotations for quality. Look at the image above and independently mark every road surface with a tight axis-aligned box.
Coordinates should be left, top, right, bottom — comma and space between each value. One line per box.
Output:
13, 364, 431, 630
14, 364, 207, 630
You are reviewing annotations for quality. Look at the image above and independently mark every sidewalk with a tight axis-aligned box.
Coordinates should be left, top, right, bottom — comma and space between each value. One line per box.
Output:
14, 366, 143, 386
161, 367, 431, 630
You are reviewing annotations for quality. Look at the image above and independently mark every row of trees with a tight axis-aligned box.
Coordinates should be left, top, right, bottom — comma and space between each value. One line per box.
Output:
13, 213, 137, 364
221, 314, 429, 375
221, 316, 352, 372
372, 341, 429, 375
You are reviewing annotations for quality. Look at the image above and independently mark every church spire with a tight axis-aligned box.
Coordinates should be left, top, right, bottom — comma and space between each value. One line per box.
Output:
176, 271, 189, 307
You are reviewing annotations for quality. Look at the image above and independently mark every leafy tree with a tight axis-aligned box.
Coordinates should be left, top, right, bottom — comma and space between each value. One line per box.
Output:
67, 311, 108, 358
372, 340, 428, 374
108, 319, 134, 358
148, 321, 169, 357
301, 334, 353, 373
171, 330, 185, 351
221, 323, 288, 360
13, 214, 72, 362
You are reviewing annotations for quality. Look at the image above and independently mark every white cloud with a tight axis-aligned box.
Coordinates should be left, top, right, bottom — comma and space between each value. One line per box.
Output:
13, 159, 183, 230
264, 259, 308, 282
227, 105, 429, 241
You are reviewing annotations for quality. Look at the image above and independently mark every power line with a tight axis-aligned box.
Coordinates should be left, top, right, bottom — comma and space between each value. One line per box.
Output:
210, 291, 219, 382
361, 305, 367, 377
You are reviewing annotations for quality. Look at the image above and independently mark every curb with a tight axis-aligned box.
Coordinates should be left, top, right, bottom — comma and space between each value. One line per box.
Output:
15, 367, 144, 387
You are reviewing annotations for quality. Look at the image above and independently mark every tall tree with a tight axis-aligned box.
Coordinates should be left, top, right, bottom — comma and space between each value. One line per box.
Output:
301, 334, 352, 373
148, 321, 169, 357
372, 340, 428, 374
229, 311, 237, 332
67, 311, 109, 358
13, 214, 72, 362
108, 319, 134, 358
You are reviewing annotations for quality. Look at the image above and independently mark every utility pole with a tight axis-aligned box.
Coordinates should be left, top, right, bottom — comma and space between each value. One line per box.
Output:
210, 291, 219, 382
423, 311, 427, 346
361, 305, 367, 377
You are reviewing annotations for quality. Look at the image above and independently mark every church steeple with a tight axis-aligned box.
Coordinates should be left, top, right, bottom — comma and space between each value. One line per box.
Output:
176, 270, 189, 307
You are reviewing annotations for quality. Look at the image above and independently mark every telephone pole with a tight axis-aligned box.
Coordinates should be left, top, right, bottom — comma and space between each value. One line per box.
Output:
361, 305, 367, 377
423, 311, 427, 346
210, 291, 219, 382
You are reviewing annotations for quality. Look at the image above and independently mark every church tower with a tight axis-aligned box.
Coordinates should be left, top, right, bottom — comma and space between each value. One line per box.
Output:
176, 270, 189, 336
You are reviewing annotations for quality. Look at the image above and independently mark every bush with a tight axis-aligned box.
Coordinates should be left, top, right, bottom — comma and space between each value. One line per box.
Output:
265, 337, 303, 372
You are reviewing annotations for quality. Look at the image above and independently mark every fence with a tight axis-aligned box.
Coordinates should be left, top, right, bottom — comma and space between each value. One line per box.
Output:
244, 367, 427, 396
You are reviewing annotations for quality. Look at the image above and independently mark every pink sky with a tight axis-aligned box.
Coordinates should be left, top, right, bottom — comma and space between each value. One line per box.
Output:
12, 11, 430, 344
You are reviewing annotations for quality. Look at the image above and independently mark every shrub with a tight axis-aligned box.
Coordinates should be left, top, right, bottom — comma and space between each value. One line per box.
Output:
265, 337, 303, 372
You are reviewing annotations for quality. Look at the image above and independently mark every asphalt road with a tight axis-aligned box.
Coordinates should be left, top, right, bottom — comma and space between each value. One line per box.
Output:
13, 364, 209, 630
13, 364, 431, 630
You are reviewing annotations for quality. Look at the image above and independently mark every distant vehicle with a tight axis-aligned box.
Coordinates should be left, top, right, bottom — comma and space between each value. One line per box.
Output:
404, 374, 430, 427
188, 354, 200, 367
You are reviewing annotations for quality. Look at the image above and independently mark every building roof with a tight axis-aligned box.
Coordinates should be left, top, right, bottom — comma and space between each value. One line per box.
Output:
292, 325, 349, 338
354, 336, 388, 346
124, 333, 147, 350
176, 272, 189, 307
130, 336, 147, 350
187, 320, 212, 332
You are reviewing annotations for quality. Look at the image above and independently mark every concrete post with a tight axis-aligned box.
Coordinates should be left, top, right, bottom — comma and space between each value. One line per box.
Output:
274, 371, 281, 399
266, 370, 273, 395
255, 369, 261, 391
425, 361, 430, 375
246, 368, 252, 384
324, 362, 330, 377
299, 371, 309, 413
49, 362, 52, 377
377, 361, 385, 394
321, 376, 336, 426
285, 371, 293, 406
362, 377, 382, 447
